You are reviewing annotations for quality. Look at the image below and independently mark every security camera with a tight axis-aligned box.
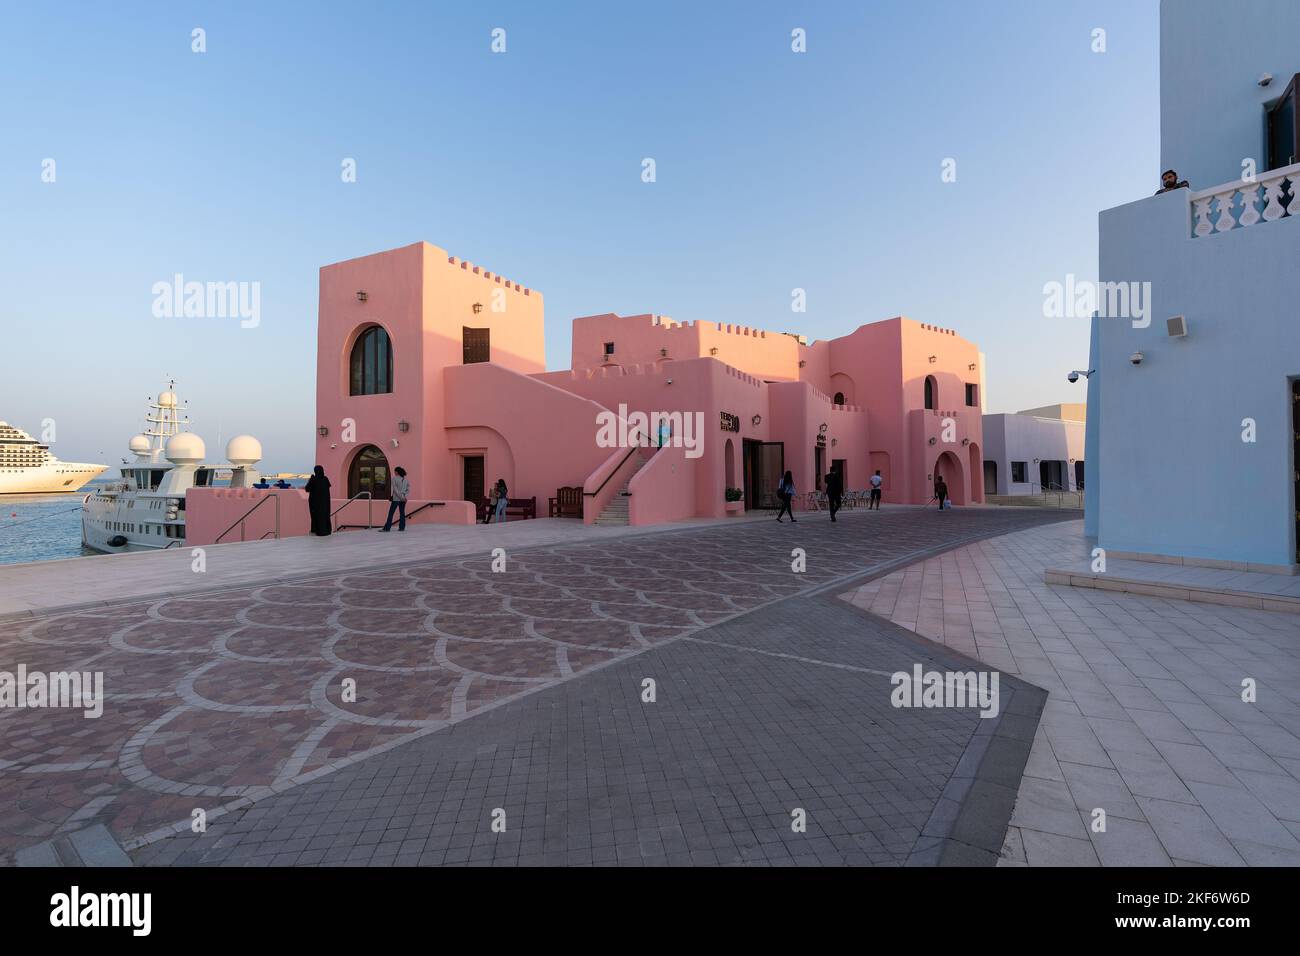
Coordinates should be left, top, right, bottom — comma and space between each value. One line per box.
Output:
1067, 371, 1079, 383
1129, 351, 1144, 366
1260, 72, 1274, 87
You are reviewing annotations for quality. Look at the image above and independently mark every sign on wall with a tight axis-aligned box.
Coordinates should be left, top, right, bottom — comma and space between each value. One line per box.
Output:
720, 412, 740, 433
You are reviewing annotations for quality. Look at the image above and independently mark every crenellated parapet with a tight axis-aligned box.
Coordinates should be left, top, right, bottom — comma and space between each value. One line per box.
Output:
445, 255, 533, 296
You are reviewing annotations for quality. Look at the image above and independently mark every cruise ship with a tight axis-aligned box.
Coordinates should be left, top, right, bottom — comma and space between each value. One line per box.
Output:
0, 421, 107, 494
82, 383, 264, 553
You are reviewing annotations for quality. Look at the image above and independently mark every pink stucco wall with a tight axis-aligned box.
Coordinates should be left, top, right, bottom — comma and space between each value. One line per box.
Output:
184, 487, 474, 546
177, 242, 988, 550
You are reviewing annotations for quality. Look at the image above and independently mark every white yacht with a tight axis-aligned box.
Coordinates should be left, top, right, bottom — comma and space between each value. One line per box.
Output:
81, 383, 264, 553
0, 421, 107, 494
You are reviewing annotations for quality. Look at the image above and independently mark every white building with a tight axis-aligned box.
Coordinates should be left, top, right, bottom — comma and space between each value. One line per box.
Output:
1086, 0, 1300, 571
982, 404, 1085, 496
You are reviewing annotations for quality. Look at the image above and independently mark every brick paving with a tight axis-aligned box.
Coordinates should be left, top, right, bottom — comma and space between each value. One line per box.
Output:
0, 506, 1069, 864
844, 519, 1300, 866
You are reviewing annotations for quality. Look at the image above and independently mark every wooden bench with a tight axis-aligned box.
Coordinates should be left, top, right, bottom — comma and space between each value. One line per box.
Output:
477, 496, 536, 521
548, 486, 583, 518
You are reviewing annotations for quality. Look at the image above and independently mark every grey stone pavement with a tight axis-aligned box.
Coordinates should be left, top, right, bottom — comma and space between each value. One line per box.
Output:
114, 506, 1067, 866
845, 520, 1300, 867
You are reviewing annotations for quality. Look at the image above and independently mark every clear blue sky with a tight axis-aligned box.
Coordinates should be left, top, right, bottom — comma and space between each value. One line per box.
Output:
0, 0, 1159, 471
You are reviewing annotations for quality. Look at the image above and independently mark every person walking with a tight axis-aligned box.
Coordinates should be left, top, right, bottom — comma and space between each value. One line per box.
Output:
379, 466, 409, 532
825, 469, 843, 522
934, 474, 949, 512
305, 465, 332, 536
493, 478, 509, 524
775, 470, 796, 523
869, 470, 883, 510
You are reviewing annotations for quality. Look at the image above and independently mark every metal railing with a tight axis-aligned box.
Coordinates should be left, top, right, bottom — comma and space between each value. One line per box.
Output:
215, 494, 281, 543
331, 491, 373, 531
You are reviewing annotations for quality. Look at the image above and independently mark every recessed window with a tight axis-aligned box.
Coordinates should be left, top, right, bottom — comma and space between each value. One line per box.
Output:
1011, 461, 1028, 483
965, 383, 978, 407
463, 327, 490, 364
604, 342, 615, 357
349, 326, 393, 395
924, 376, 937, 410
833, 392, 845, 406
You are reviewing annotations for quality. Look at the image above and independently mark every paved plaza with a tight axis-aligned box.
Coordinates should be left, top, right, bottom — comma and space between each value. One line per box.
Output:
1, 506, 1062, 865
7, 506, 1298, 867
845, 520, 1300, 866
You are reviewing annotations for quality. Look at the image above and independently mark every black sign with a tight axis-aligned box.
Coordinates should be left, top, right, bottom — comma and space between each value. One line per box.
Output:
720, 412, 740, 433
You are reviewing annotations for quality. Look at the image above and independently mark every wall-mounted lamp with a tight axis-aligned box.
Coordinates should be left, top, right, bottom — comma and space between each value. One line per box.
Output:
799, 360, 806, 368
831, 438, 839, 447
391, 438, 400, 449
660, 348, 668, 357
928, 355, 937, 363
928, 437, 937, 445
968, 363, 977, 371
397, 420, 409, 433
818, 423, 827, 434
356, 290, 368, 302
330, 442, 337, 449
710, 347, 719, 356
317, 426, 329, 437
472, 302, 483, 314
751, 414, 762, 426
666, 378, 673, 385
961, 438, 970, 446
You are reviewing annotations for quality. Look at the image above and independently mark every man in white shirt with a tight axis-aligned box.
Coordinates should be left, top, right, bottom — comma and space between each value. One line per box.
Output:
869, 470, 883, 510
379, 466, 410, 532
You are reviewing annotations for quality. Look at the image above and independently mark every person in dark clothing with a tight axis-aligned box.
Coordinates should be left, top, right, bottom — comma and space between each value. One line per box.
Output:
825, 469, 843, 522
1155, 169, 1189, 194
775, 470, 796, 523
934, 474, 949, 511
305, 465, 332, 536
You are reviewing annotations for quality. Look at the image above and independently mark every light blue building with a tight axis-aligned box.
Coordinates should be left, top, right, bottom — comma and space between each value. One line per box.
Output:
1086, 0, 1300, 572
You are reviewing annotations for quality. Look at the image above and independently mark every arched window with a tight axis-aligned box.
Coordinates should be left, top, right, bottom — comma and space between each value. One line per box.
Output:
833, 392, 845, 406
349, 326, 393, 396
924, 376, 937, 410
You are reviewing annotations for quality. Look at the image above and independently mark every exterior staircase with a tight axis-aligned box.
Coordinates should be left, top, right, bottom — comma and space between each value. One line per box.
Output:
593, 451, 652, 526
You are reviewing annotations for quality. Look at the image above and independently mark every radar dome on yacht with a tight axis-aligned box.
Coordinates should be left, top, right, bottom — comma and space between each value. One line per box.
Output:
157, 390, 178, 408
164, 432, 205, 464
128, 435, 151, 455
226, 435, 262, 467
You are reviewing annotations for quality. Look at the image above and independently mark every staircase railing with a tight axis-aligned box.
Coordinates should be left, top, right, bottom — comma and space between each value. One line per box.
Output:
215, 494, 281, 543
331, 491, 374, 531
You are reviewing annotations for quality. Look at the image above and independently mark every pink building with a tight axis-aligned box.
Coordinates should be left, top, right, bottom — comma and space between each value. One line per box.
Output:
311, 241, 985, 525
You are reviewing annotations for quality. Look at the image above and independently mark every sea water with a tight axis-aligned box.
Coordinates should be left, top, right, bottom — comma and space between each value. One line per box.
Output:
0, 479, 304, 567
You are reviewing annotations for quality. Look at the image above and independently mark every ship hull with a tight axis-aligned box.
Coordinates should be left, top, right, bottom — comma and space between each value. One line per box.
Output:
81, 488, 184, 553
0, 463, 108, 494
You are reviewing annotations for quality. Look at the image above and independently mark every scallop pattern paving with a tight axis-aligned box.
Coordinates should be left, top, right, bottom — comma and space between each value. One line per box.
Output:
0, 508, 1069, 861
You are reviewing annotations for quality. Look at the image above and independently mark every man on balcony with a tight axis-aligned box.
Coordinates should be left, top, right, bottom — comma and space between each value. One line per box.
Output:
1154, 169, 1190, 194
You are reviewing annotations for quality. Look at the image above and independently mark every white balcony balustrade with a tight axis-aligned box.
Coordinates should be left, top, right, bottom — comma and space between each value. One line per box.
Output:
1190, 162, 1300, 237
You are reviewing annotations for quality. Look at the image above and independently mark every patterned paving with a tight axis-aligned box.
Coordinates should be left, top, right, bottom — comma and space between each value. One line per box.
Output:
844, 520, 1300, 866
0, 507, 1069, 863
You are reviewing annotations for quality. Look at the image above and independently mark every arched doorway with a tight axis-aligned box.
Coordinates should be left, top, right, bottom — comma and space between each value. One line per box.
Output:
934, 450, 965, 505
724, 438, 736, 490
968, 442, 983, 502
349, 444, 391, 500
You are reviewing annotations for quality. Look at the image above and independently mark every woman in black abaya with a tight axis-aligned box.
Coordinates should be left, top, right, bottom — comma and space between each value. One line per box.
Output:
305, 465, 332, 536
